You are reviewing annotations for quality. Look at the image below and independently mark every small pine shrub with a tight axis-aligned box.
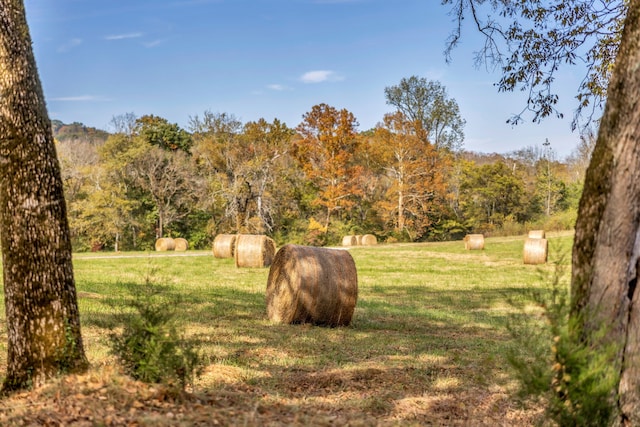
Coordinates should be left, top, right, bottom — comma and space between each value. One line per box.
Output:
109, 277, 203, 390
507, 264, 619, 426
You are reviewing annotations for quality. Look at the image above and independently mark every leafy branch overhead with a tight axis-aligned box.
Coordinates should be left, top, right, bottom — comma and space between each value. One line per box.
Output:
443, 0, 626, 127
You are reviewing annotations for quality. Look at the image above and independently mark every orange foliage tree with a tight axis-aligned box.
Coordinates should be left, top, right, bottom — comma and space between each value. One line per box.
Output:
373, 112, 451, 240
294, 104, 363, 230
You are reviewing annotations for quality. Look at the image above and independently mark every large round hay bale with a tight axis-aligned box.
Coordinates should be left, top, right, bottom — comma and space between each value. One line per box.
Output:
464, 234, 484, 250
524, 238, 548, 264
155, 237, 175, 251
213, 234, 237, 258
361, 234, 377, 246
355, 235, 363, 245
266, 244, 358, 327
235, 234, 276, 268
342, 235, 357, 246
174, 237, 189, 251
528, 230, 546, 239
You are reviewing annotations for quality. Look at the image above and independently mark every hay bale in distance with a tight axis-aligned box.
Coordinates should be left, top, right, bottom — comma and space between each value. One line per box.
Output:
361, 234, 377, 246
524, 238, 548, 264
235, 234, 276, 268
155, 237, 175, 251
213, 234, 237, 258
528, 230, 546, 239
342, 235, 357, 246
355, 235, 363, 245
464, 234, 484, 250
174, 237, 189, 251
266, 244, 358, 327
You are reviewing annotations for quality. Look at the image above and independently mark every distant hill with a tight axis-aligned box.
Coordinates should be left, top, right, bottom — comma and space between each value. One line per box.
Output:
51, 119, 110, 144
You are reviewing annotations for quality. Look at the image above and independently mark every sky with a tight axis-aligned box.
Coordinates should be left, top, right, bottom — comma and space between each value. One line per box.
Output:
23, 0, 591, 159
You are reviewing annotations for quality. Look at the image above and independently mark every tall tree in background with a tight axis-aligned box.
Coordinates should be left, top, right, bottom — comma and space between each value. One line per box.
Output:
384, 76, 465, 150
443, 0, 640, 422
295, 104, 363, 230
0, 0, 88, 391
190, 111, 253, 232
240, 118, 294, 233
374, 112, 450, 239
101, 119, 195, 240
459, 160, 526, 228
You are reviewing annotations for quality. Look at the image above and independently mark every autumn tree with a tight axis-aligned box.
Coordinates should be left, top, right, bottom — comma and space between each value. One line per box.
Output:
56, 136, 132, 251
0, 0, 88, 391
373, 112, 450, 239
443, 0, 640, 422
190, 111, 252, 232
384, 76, 465, 150
294, 104, 364, 230
70, 176, 132, 251
239, 118, 294, 233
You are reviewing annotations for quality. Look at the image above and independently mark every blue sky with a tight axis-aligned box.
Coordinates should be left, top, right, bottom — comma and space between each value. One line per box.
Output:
24, 0, 588, 158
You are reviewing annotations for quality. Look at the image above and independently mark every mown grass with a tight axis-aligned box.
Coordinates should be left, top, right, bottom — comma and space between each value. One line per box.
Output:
0, 232, 574, 425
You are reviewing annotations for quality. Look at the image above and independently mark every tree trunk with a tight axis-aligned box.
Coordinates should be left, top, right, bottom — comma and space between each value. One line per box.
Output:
397, 187, 405, 233
571, 1, 640, 422
0, 0, 88, 391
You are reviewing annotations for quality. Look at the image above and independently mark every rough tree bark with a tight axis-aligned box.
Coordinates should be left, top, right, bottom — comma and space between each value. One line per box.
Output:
571, 1, 640, 423
0, 0, 88, 391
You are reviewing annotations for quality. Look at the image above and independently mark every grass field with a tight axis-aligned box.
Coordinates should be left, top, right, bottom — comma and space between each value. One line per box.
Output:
0, 233, 574, 426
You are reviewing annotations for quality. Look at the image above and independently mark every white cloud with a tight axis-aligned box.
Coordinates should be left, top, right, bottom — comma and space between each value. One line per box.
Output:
267, 84, 292, 91
300, 70, 344, 83
142, 39, 164, 48
105, 32, 143, 41
57, 38, 82, 53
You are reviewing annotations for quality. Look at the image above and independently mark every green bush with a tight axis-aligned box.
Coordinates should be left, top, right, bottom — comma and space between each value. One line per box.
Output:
109, 277, 203, 390
507, 266, 619, 426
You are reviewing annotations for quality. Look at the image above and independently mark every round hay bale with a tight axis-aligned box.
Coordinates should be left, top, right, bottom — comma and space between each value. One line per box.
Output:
464, 234, 484, 250
355, 235, 363, 245
174, 237, 189, 251
155, 237, 175, 251
528, 230, 546, 239
235, 234, 276, 268
266, 244, 358, 327
524, 238, 548, 265
213, 234, 237, 258
361, 234, 377, 246
342, 235, 357, 246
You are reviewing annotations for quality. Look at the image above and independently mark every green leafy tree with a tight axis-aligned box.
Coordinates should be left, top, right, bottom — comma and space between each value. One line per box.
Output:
384, 76, 465, 150
459, 160, 526, 229
135, 114, 192, 152
101, 126, 196, 243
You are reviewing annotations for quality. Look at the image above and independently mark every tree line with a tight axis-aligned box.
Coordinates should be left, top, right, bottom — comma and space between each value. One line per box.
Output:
54, 77, 592, 252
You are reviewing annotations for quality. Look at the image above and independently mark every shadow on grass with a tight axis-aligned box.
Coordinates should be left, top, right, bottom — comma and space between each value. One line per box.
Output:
76, 277, 543, 424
